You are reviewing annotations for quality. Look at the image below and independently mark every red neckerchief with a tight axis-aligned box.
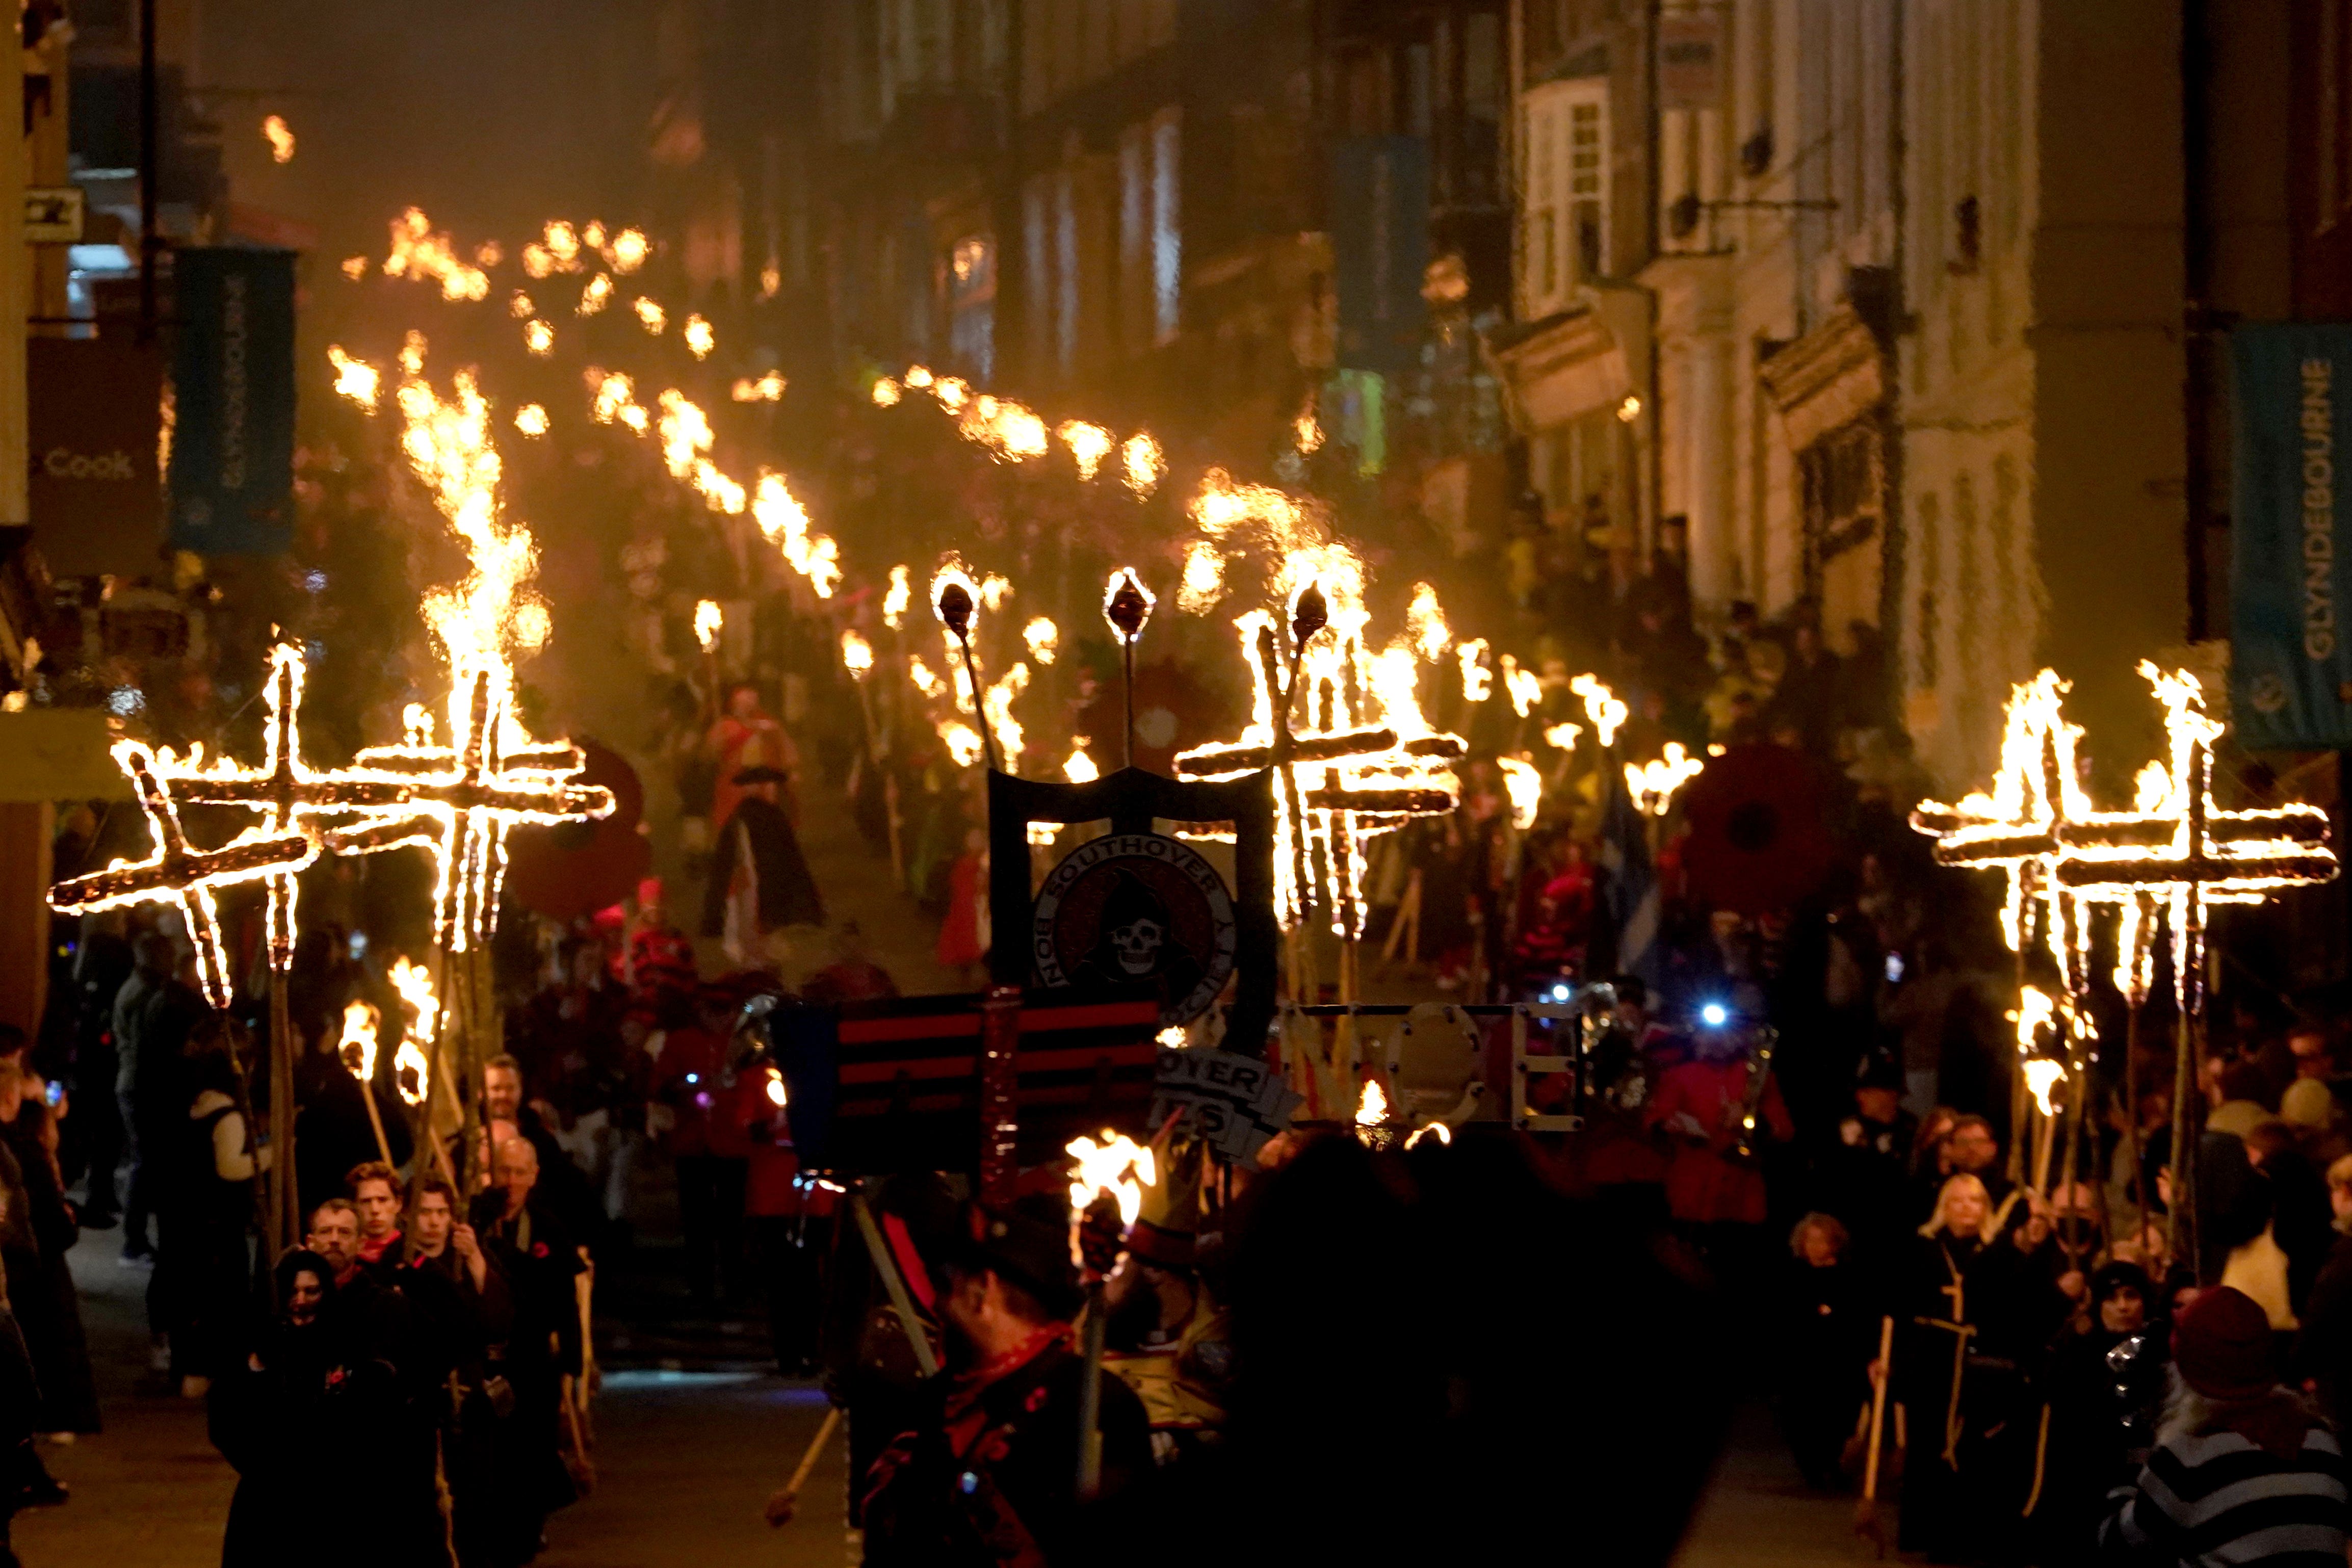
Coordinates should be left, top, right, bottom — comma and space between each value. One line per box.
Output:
941, 1323, 1070, 1459
358, 1230, 402, 1265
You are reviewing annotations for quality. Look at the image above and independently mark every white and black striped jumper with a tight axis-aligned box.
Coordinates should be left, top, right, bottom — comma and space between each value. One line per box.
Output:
2099, 1420, 2350, 1567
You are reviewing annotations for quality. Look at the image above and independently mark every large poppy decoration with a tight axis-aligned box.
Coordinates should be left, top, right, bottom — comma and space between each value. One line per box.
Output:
1679, 742, 1837, 914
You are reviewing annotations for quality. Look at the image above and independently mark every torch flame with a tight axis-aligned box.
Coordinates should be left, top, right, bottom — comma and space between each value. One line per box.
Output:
262, 114, 296, 164
1626, 742, 1705, 816
840, 629, 874, 680
1058, 421, 1113, 480
513, 404, 548, 437
1571, 674, 1629, 748
1405, 583, 1450, 662
1024, 617, 1059, 665
884, 566, 912, 629
694, 600, 723, 652
1121, 433, 1164, 496
338, 999, 380, 1083
634, 298, 667, 333
1177, 541, 1226, 615
1066, 1131, 1156, 1230
1354, 1078, 1390, 1127
327, 346, 380, 411
1065, 744, 1099, 783
683, 315, 715, 358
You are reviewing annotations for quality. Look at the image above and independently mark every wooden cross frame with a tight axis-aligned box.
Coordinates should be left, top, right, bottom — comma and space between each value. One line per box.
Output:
48, 740, 318, 1009
325, 661, 614, 951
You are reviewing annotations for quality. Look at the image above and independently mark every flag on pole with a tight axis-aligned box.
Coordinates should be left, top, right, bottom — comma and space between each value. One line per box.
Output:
1600, 769, 1660, 981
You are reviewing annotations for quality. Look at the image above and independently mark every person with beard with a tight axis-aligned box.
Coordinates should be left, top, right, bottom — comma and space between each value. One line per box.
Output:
211, 1250, 401, 1566
860, 1196, 1152, 1566
1893, 1172, 2041, 1563
469, 1135, 587, 1559
702, 765, 825, 964
402, 1179, 514, 1567
1067, 872, 1204, 1013
479, 1056, 598, 1246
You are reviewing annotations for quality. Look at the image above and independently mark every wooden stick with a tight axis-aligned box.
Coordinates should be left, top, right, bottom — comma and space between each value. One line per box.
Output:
359, 1078, 396, 1170
1856, 1314, 1895, 1556
1861, 1315, 1894, 1501
764, 1406, 843, 1527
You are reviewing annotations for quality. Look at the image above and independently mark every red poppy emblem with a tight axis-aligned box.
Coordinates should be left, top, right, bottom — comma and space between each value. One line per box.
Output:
1023, 1387, 1050, 1414
532, 1242, 550, 1258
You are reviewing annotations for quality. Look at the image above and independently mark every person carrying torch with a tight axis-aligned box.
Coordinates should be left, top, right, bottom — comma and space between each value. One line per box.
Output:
858, 1195, 1151, 1565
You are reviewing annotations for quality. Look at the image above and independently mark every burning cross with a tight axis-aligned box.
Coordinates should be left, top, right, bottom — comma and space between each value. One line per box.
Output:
169, 645, 430, 971
47, 741, 318, 1009
1177, 586, 1465, 936
327, 661, 614, 950
1913, 665, 2335, 1010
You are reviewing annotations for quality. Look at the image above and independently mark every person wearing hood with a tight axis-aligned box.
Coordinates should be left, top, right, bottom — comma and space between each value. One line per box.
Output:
2100, 1285, 2349, 1565
2026, 1261, 2166, 1559
211, 1250, 401, 1566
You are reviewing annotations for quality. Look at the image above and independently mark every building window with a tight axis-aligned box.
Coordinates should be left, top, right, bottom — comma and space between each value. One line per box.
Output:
1119, 120, 1151, 353
1055, 168, 1080, 373
1520, 76, 1608, 319
1798, 416, 1885, 622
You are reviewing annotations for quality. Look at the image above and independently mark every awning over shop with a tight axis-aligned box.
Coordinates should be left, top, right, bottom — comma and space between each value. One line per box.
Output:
1758, 303, 1887, 450
1487, 303, 1632, 431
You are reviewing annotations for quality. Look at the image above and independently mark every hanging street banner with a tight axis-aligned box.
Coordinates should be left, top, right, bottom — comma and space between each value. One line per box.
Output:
168, 247, 297, 556
29, 334, 164, 577
1332, 136, 1429, 375
2231, 322, 2352, 749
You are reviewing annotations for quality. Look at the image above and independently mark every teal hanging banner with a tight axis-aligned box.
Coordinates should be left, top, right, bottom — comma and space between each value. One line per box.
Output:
168, 247, 296, 556
2230, 322, 2352, 749
1331, 137, 1429, 374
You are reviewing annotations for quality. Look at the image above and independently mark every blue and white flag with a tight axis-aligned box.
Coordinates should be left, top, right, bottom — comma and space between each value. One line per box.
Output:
1599, 772, 1659, 981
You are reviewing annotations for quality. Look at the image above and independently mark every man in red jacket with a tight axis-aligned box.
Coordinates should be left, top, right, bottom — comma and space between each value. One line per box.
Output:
1645, 1009, 1791, 1287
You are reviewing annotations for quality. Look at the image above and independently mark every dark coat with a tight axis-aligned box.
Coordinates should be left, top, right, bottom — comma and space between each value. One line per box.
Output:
702, 791, 825, 937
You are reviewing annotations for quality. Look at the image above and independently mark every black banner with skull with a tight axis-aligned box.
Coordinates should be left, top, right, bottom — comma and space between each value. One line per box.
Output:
990, 767, 1277, 1048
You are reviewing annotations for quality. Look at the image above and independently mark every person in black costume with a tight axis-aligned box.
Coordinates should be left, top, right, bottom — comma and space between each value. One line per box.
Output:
2024, 1261, 2166, 1562
210, 1250, 402, 1566
1894, 1172, 2044, 1564
702, 765, 825, 951
469, 1133, 586, 1562
1775, 1212, 1874, 1489
0, 1052, 97, 1435
403, 1177, 514, 1567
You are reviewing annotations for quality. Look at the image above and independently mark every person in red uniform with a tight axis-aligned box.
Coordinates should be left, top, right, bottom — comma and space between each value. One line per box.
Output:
1646, 1008, 1792, 1289
653, 986, 754, 1305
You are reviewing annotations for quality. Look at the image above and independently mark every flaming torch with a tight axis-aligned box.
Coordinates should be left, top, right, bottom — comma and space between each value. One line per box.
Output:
933, 566, 1002, 772
1103, 570, 1154, 770
1066, 1130, 1156, 1499
338, 1000, 397, 1167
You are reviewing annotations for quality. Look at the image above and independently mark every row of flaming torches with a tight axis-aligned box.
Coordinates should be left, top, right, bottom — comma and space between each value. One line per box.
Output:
338, 213, 1713, 928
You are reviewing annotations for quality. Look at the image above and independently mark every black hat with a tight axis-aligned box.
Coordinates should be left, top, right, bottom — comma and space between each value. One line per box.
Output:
1854, 1051, 1904, 1092
957, 1195, 1082, 1320
732, 765, 788, 786
2090, 1259, 2154, 1307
